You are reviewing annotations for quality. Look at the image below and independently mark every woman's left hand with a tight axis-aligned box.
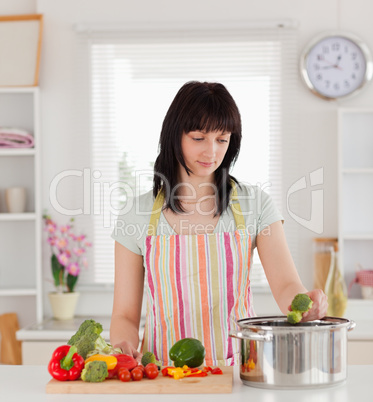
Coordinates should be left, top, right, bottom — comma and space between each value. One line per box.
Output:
300, 289, 328, 322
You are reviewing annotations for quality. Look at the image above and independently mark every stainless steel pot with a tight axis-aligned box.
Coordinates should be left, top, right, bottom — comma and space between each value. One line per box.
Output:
229, 316, 356, 389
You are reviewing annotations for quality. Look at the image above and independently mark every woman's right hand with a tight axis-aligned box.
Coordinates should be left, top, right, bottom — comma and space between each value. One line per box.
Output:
113, 340, 143, 363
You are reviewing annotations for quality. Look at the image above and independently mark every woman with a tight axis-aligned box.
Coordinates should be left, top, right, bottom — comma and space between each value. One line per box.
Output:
110, 81, 328, 366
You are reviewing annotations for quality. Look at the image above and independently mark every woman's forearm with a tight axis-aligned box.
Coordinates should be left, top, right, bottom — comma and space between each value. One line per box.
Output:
110, 314, 141, 352
275, 282, 308, 315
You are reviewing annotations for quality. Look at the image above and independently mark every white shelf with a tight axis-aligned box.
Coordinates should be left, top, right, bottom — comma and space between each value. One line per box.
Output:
0, 288, 37, 296
0, 87, 38, 94
342, 168, 373, 174
0, 213, 36, 221
0, 148, 35, 156
338, 108, 373, 300
343, 234, 373, 240
0, 88, 42, 325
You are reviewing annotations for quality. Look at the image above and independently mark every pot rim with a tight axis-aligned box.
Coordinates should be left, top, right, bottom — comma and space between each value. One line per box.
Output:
237, 315, 355, 332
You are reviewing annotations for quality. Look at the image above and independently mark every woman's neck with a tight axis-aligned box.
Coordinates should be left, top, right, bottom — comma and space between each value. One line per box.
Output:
176, 169, 216, 200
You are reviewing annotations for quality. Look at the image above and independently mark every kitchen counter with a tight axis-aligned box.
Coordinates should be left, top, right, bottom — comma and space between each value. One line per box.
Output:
0, 364, 372, 402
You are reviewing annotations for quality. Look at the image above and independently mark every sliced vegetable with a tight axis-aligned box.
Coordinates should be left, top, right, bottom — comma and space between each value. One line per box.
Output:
48, 345, 85, 381
211, 367, 223, 375
162, 366, 173, 376
187, 372, 208, 377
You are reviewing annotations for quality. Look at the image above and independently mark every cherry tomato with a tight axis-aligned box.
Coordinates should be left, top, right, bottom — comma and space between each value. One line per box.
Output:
118, 368, 131, 382
131, 367, 144, 381
135, 364, 145, 374
144, 363, 159, 380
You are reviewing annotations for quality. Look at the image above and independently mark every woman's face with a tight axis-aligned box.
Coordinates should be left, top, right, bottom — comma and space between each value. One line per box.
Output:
180, 130, 231, 178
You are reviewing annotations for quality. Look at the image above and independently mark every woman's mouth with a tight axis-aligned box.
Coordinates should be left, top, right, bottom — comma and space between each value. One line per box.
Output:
198, 161, 215, 168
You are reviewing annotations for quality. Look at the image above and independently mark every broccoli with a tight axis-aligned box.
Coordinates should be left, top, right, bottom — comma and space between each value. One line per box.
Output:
141, 351, 161, 368
81, 360, 108, 382
291, 293, 313, 312
287, 310, 303, 324
67, 319, 121, 359
287, 293, 313, 325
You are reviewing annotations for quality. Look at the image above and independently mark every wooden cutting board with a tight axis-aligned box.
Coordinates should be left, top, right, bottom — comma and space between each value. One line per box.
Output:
46, 366, 233, 394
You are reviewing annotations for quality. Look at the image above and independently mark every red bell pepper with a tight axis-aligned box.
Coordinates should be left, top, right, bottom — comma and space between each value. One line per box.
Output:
162, 366, 174, 376
48, 345, 85, 381
211, 367, 223, 375
107, 354, 138, 378
187, 372, 208, 377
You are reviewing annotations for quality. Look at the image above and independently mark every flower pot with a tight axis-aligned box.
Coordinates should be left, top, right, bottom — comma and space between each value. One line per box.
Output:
48, 292, 80, 320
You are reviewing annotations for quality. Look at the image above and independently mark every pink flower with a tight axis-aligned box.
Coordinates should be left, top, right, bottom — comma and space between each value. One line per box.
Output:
76, 235, 86, 242
68, 233, 77, 241
57, 252, 70, 267
84, 241, 92, 248
47, 237, 57, 246
73, 247, 85, 256
47, 223, 57, 234
56, 238, 68, 250
82, 257, 88, 269
67, 262, 80, 277
59, 225, 71, 233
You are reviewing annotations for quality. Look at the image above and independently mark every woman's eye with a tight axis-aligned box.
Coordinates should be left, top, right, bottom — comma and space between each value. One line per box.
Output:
218, 139, 228, 143
193, 138, 204, 141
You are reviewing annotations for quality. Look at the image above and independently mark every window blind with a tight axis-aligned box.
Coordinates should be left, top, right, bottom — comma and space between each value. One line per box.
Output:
73, 23, 299, 287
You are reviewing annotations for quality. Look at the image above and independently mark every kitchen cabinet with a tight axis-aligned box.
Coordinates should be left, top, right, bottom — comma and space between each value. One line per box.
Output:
0, 87, 42, 325
338, 109, 373, 299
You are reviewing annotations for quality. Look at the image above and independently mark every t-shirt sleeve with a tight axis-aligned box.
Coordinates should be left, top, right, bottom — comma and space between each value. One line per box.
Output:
256, 188, 284, 235
111, 193, 152, 255
111, 212, 142, 255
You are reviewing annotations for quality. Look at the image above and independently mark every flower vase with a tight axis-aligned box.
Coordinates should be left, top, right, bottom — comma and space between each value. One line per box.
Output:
48, 292, 80, 320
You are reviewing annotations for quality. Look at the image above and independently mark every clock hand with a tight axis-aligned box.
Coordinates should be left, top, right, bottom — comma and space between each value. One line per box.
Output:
335, 54, 342, 67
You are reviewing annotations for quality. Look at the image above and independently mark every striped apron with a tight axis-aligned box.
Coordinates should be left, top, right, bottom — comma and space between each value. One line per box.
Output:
141, 183, 255, 366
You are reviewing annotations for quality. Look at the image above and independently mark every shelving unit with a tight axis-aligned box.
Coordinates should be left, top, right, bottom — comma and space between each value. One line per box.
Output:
338, 108, 373, 299
0, 87, 42, 325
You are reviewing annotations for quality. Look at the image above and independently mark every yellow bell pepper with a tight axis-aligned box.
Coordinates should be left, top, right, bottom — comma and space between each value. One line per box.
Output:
167, 367, 186, 380
247, 358, 255, 370
84, 354, 117, 371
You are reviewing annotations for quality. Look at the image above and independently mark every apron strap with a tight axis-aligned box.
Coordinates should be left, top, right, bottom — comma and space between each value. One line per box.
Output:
147, 181, 246, 235
230, 181, 246, 230
147, 189, 165, 236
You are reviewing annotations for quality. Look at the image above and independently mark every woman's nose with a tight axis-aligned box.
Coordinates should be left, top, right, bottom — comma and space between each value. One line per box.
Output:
203, 140, 216, 157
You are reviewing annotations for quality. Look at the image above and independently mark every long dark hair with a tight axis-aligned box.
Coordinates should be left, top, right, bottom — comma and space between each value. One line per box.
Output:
153, 81, 242, 215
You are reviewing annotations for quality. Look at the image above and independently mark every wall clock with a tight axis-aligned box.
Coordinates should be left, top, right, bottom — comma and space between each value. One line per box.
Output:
300, 32, 373, 100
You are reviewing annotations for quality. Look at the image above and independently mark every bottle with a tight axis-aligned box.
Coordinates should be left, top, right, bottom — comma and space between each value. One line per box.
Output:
324, 242, 348, 317
313, 238, 338, 291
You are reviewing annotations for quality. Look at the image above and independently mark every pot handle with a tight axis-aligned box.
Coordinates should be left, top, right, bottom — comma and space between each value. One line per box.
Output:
229, 329, 273, 342
347, 320, 356, 332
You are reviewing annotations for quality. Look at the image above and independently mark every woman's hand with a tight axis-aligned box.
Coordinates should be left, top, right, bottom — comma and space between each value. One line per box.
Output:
113, 340, 143, 363
298, 289, 328, 322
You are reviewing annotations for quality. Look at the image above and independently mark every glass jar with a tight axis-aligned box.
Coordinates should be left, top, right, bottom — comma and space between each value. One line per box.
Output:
313, 238, 338, 291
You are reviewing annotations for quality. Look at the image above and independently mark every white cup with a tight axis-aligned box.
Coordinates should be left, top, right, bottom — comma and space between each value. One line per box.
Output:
5, 187, 27, 213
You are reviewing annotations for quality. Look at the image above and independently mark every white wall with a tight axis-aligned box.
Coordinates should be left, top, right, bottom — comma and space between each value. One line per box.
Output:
3, 0, 373, 321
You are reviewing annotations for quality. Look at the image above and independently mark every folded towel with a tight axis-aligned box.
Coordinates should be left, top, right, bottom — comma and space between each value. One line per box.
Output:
0, 127, 34, 148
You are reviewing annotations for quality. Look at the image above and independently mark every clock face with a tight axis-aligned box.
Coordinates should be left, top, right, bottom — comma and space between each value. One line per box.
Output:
303, 35, 370, 99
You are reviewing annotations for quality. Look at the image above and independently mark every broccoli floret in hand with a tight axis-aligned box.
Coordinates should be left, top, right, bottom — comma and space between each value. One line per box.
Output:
291, 293, 313, 312
287, 293, 313, 325
67, 319, 121, 359
81, 361, 108, 382
287, 310, 303, 324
